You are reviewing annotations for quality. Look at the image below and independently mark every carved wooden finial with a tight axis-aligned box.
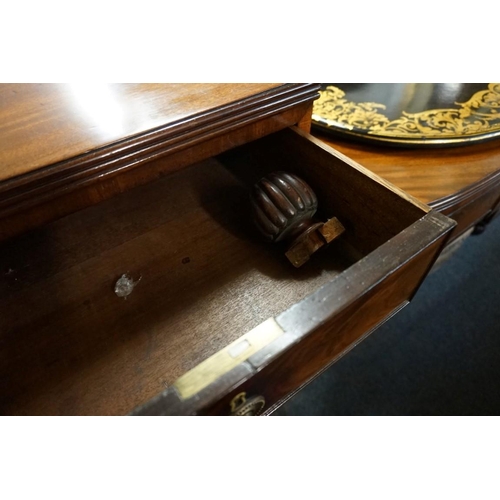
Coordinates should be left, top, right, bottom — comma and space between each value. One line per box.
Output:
251, 171, 345, 267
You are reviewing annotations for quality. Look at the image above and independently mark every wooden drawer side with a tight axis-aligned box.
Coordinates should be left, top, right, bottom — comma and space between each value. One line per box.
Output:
219, 127, 429, 257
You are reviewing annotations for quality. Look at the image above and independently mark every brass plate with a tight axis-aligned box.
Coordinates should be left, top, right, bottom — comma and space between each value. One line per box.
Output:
312, 83, 500, 147
174, 318, 284, 400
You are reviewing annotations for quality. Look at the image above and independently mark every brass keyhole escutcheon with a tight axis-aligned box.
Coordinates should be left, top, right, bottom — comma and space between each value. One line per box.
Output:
229, 392, 265, 416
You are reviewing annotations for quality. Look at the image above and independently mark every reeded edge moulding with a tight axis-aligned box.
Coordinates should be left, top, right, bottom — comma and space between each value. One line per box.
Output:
312, 83, 500, 147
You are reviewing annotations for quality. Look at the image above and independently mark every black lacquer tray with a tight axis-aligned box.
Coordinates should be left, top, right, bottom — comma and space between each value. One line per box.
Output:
312, 83, 500, 147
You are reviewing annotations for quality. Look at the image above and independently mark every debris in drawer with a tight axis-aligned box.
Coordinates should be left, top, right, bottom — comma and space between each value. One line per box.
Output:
114, 273, 142, 299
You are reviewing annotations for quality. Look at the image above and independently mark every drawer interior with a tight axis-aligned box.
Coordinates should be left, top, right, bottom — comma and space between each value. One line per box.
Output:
219, 128, 427, 255
0, 128, 427, 415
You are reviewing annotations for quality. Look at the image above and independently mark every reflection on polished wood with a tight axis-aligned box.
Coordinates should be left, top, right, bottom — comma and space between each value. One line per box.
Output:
315, 133, 500, 240
316, 134, 500, 208
0, 83, 280, 181
0, 83, 319, 241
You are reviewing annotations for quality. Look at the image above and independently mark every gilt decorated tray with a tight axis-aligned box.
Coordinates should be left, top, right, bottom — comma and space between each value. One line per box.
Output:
312, 83, 500, 147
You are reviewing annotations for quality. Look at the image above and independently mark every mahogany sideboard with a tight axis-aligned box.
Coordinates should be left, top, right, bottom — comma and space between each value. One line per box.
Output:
0, 84, 455, 415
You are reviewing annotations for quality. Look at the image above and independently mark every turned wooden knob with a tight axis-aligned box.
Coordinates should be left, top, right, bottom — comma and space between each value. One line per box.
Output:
251, 171, 345, 267
251, 171, 318, 242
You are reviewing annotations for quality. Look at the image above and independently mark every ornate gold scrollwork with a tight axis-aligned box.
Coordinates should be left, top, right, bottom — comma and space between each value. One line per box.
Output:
313, 84, 500, 144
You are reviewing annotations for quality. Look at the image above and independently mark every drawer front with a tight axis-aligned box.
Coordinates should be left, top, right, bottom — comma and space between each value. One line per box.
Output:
199, 237, 444, 415
135, 212, 453, 416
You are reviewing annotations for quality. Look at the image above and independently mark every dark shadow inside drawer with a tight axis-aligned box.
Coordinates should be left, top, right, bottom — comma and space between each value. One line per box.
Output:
0, 128, 427, 416
219, 127, 425, 256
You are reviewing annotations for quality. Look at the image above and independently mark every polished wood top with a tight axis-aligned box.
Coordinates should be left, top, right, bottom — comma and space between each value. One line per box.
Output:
315, 133, 500, 211
0, 83, 280, 182
0, 83, 320, 241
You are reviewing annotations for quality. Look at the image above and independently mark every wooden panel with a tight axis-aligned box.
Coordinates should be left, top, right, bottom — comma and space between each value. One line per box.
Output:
135, 212, 454, 415
0, 83, 282, 181
220, 127, 428, 256
316, 133, 500, 210
0, 101, 314, 241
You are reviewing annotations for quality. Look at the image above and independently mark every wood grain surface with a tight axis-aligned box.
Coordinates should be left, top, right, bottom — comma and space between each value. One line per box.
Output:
137, 212, 453, 415
221, 128, 428, 255
0, 84, 319, 241
206, 228, 447, 416
0, 83, 280, 181
0, 155, 354, 415
0, 86, 461, 416
0, 127, 453, 416
315, 133, 500, 211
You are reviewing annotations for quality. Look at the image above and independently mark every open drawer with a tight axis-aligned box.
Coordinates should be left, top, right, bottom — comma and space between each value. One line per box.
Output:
0, 127, 455, 416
